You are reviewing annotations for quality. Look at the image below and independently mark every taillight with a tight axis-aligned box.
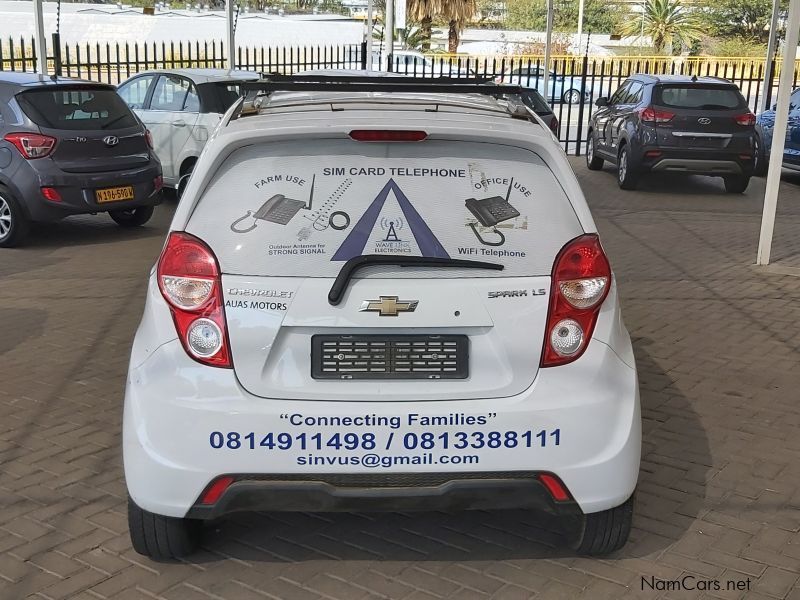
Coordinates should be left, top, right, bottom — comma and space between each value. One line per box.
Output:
349, 130, 428, 142
41, 187, 62, 202
145, 129, 154, 149
541, 234, 611, 367
549, 116, 560, 136
640, 107, 674, 124
734, 113, 756, 126
4, 132, 56, 159
153, 175, 163, 191
157, 232, 231, 368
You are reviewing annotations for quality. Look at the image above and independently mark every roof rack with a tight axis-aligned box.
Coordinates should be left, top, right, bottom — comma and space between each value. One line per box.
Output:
234, 74, 531, 121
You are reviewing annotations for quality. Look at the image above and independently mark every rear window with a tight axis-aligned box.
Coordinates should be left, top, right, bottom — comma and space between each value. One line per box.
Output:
655, 85, 744, 110
186, 139, 582, 278
17, 86, 138, 130
213, 82, 247, 111
520, 90, 551, 114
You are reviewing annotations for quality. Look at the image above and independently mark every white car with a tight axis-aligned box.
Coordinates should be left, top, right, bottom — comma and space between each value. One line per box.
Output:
123, 75, 641, 560
116, 68, 259, 192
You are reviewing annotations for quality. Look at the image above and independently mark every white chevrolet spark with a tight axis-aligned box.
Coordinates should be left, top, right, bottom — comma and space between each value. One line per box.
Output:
124, 75, 641, 560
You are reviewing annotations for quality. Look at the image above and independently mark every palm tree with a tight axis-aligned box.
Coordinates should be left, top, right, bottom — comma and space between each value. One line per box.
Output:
441, 0, 477, 53
407, 0, 443, 51
623, 0, 701, 55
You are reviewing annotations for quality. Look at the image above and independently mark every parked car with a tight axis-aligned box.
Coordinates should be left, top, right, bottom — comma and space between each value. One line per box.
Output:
498, 65, 593, 104
586, 74, 757, 192
117, 69, 259, 193
0, 74, 162, 247
123, 74, 640, 560
754, 88, 800, 175
519, 87, 560, 136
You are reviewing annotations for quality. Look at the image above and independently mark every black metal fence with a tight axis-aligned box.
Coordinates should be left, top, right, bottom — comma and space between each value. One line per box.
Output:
2, 36, 794, 155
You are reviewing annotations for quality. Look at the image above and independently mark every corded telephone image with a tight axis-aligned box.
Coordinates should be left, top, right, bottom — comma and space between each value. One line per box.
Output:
231, 176, 315, 233
465, 178, 520, 246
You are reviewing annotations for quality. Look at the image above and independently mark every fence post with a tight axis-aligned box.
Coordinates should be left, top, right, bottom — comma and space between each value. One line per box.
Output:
360, 40, 367, 70
574, 52, 589, 156
52, 33, 62, 76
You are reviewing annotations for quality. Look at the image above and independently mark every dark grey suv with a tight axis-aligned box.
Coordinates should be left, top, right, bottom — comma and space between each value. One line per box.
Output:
0, 74, 163, 247
586, 75, 756, 193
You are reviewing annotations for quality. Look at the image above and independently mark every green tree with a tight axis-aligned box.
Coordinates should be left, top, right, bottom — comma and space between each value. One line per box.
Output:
700, 0, 787, 44
441, 0, 478, 52
505, 0, 629, 35
408, 0, 443, 51
622, 0, 701, 54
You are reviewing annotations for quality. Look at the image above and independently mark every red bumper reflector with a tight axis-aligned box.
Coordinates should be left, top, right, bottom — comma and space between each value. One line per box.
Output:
645, 150, 662, 158
200, 476, 235, 505
41, 187, 62, 202
539, 473, 571, 501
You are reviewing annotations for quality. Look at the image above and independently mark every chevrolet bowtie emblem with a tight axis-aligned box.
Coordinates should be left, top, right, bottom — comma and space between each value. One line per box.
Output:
359, 296, 419, 316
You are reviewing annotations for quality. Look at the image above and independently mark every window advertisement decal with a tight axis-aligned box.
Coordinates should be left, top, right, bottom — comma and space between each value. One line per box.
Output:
187, 140, 582, 277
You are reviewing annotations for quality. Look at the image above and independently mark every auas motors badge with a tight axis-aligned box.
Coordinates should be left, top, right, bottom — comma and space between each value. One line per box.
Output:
359, 296, 419, 316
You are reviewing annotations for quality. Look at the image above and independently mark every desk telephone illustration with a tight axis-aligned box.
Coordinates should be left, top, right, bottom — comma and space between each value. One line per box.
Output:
231, 176, 315, 233
465, 178, 520, 246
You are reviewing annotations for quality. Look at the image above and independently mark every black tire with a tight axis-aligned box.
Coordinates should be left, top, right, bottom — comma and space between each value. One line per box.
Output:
586, 132, 604, 170
0, 185, 30, 248
128, 496, 202, 560
177, 161, 196, 199
562, 89, 582, 104
617, 145, 639, 190
724, 175, 751, 194
753, 130, 767, 177
109, 206, 155, 227
574, 494, 634, 556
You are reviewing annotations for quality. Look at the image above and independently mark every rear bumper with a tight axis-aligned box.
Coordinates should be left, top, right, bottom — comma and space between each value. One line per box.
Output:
650, 158, 744, 174
186, 472, 584, 519
637, 146, 754, 176
17, 158, 163, 222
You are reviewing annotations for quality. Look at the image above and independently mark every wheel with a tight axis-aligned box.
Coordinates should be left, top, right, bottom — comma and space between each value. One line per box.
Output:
0, 186, 30, 248
109, 206, 154, 227
753, 130, 767, 177
724, 175, 750, 194
617, 145, 639, 190
562, 89, 582, 104
586, 133, 604, 170
177, 161, 195, 199
574, 494, 634, 556
128, 496, 202, 560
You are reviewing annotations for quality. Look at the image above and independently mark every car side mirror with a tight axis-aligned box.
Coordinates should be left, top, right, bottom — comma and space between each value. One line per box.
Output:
595, 97, 609, 107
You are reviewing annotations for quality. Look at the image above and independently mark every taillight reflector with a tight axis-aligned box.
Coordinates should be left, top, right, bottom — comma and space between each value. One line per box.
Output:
199, 476, 235, 505
41, 187, 62, 202
145, 129, 154, 149
640, 107, 674, 124
541, 234, 611, 368
4, 132, 56, 159
157, 232, 232, 368
349, 130, 428, 142
539, 473, 572, 501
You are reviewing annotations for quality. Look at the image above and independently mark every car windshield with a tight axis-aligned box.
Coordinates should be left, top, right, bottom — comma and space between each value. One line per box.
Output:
655, 85, 743, 110
17, 86, 139, 130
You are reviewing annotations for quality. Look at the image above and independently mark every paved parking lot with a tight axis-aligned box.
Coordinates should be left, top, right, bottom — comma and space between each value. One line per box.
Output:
2, 161, 799, 600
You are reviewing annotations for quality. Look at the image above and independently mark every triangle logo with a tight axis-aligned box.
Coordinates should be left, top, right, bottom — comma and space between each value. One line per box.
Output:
331, 179, 450, 261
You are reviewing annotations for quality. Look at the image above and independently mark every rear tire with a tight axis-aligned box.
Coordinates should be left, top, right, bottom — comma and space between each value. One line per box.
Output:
574, 494, 634, 556
724, 175, 750, 194
0, 186, 30, 248
753, 130, 767, 177
109, 206, 154, 227
128, 496, 202, 560
586, 133, 604, 170
617, 145, 639, 190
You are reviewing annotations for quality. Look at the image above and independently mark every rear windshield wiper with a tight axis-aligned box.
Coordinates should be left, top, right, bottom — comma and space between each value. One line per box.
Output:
328, 255, 504, 305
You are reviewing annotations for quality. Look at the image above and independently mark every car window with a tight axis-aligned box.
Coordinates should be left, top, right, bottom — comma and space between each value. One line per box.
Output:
186, 139, 582, 279
789, 89, 800, 110
17, 86, 138, 130
520, 90, 551, 114
610, 82, 631, 105
212, 82, 246, 112
656, 85, 744, 109
183, 84, 200, 112
150, 75, 191, 111
117, 75, 154, 110
626, 82, 644, 104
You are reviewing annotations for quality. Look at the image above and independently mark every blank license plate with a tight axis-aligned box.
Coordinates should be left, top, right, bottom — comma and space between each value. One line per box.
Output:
96, 186, 134, 203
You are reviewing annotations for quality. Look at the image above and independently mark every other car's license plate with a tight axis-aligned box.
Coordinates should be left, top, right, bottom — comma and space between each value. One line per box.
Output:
95, 186, 134, 203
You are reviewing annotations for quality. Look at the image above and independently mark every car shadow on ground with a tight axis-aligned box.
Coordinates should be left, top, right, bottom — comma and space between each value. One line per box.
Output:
185, 342, 709, 564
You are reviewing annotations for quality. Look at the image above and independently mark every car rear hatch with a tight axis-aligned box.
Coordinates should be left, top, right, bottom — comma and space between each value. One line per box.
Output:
650, 83, 753, 151
185, 137, 583, 401
16, 84, 150, 173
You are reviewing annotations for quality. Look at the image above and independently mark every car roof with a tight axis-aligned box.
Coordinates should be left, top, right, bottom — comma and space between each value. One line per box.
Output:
0, 73, 110, 88
132, 68, 260, 84
630, 74, 734, 86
